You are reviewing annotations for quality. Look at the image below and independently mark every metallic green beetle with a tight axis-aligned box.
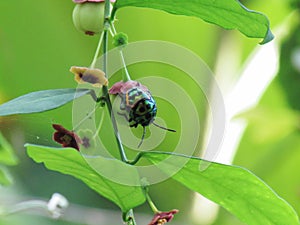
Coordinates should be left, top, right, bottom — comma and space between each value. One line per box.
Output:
109, 81, 175, 147
120, 87, 157, 127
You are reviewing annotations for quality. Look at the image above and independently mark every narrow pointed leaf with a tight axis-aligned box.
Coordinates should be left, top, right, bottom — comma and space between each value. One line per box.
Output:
26, 144, 146, 212
0, 89, 95, 116
143, 152, 299, 225
114, 0, 273, 44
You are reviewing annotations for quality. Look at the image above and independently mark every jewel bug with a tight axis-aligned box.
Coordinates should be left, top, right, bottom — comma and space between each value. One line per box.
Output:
109, 81, 176, 147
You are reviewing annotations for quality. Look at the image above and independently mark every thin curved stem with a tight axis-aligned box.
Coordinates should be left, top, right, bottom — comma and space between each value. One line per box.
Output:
120, 51, 131, 81
0, 200, 48, 216
90, 31, 104, 69
146, 192, 159, 213
102, 0, 128, 163
109, 26, 115, 37
103, 94, 129, 162
128, 151, 143, 165
110, 21, 117, 35
93, 107, 105, 139
73, 105, 100, 131
110, 22, 131, 81
123, 209, 137, 225
102, 2, 135, 224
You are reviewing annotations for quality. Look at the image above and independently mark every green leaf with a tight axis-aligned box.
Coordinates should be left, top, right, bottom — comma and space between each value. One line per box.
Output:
0, 89, 95, 116
26, 144, 146, 212
114, 0, 274, 44
143, 152, 299, 225
0, 132, 18, 165
0, 168, 12, 186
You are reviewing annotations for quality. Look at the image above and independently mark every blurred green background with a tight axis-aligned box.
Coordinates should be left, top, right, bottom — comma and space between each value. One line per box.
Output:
0, 0, 299, 224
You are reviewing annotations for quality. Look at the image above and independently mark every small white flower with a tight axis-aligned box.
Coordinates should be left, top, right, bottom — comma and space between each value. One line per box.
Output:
47, 193, 69, 219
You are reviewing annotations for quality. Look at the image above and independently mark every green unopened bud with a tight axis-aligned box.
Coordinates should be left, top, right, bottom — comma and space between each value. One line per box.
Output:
112, 32, 128, 48
72, 2, 106, 36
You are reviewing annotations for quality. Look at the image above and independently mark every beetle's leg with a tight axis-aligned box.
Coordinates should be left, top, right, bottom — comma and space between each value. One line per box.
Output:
119, 95, 126, 110
137, 126, 146, 148
129, 119, 138, 128
117, 112, 129, 122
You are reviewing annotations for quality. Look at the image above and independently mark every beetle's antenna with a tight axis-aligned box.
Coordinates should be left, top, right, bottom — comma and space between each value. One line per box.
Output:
138, 126, 146, 148
152, 122, 176, 132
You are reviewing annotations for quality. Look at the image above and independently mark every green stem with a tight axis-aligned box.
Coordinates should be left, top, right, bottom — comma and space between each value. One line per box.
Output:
102, 0, 128, 163
102, 33, 128, 163
123, 209, 137, 225
101, 2, 135, 224
93, 107, 105, 139
110, 21, 117, 35
73, 105, 100, 131
110, 22, 131, 81
90, 31, 104, 69
0, 200, 48, 216
120, 50, 131, 81
128, 151, 144, 165
146, 192, 160, 213
110, 4, 118, 21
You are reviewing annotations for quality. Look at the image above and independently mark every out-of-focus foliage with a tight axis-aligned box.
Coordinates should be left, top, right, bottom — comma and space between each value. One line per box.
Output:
234, 5, 300, 224
233, 81, 300, 221
278, 21, 300, 111
0, 132, 18, 185
0, 132, 18, 166
0, 0, 299, 225
0, 170, 11, 186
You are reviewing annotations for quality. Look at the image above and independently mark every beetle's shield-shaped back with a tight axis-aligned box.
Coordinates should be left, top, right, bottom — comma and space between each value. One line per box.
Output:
117, 87, 155, 127
124, 87, 152, 110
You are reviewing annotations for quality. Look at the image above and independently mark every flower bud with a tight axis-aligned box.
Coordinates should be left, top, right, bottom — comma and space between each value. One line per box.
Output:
112, 32, 128, 48
72, 1, 113, 36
